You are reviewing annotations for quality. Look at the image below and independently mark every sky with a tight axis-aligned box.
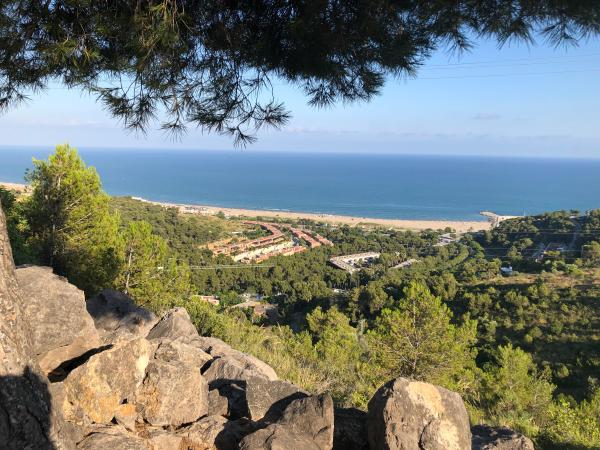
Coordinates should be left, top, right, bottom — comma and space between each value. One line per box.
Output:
1, 35, 600, 158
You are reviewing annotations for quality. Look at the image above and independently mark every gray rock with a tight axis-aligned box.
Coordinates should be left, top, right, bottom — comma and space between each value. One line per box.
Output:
239, 394, 334, 450
367, 377, 472, 450
153, 336, 212, 368
145, 428, 184, 450
196, 336, 278, 381
333, 407, 368, 450
245, 377, 307, 421
203, 355, 278, 388
135, 359, 208, 427
208, 388, 229, 417
472, 425, 535, 450
0, 205, 74, 450
177, 415, 247, 450
86, 289, 157, 343
16, 266, 101, 374
63, 337, 151, 424
146, 307, 199, 341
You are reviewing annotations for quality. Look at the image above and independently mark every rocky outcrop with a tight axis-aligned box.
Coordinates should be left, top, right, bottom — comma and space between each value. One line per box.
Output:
16, 266, 101, 374
63, 337, 151, 424
135, 359, 208, 427
86, 289, 157, 343
0, 203, 536, 450
0, 205, 72, 450
240, 394, 334, 450
333, 407, 369, 450
367, 377, 472, 450
196, 336, 278, 381
472, 425, 535, 450
146, 306, 199, 341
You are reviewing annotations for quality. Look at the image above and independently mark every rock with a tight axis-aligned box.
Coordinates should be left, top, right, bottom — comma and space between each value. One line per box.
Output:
64, 337, 151, 424
208, 388, 229, 417
77, 426, 148, 450
212, 382, 250, 419
145, 428, 184, 450
367, 377, 471, 450
472, 425, 535, 450
16, 266, 101, 374
177, 415, 247, 450
146, 307, 199, 341
203, 354, 278, 387
114, 403, 137, 432
239, 394, 334, 450
49, 382, 87, 445
245, 377, 307, 421
196, 336, 278, 381
0, 205, 74, 450
86, 289, 157, 343
135, 359, 208, 427
154, 336, 212, 368
333, 407, 368, 450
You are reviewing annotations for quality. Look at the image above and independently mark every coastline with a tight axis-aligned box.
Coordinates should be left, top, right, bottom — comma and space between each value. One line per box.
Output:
1, 181, 490, 232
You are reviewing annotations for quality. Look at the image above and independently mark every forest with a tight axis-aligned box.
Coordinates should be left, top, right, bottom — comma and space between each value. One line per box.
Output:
1, 145, 599, 449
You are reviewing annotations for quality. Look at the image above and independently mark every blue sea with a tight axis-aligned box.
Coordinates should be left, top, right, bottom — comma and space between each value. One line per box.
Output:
1, 147, 599, 221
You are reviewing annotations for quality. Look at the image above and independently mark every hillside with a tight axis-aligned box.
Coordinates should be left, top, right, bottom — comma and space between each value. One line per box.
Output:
0, 203, 536, 449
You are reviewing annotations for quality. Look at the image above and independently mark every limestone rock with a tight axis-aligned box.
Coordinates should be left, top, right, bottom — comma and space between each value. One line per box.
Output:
77, 426, 148, 450
153, 336, 212, 368
16, 266, 101, 374
114, 403, 138, 432
333, 407, 368, 450
0, 205, 74, 450
135, 359, 208, 427
146, 307, 199, 341
86, 289, 157, 343
64, 337, 151, 424
239, 394, 334, 450
245, 377, 307, 421
196, 336, 278, 381
367, 377, 471, 450
472, 425, 535, 450
208, 389, 229, 417
177, 415, 247, 450
145, 428, 184, 450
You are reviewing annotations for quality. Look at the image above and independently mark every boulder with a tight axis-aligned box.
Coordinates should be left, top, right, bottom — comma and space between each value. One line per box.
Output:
333, 407, 368, 450
367, 377, 471, 450
86, 289, 157, 343
203, 354, 278, 388
77, 426, 148, 450
114, 403, 137, 432
146, 307, 199, 341
177, 415, 247, 450
208, 389, 230, 417
135, 359, 208, 427
245, 377, 307, 421
153, 336, 212, 368
239, 394, 334, 450
472, 425, 535, 450
145, 428, 184, 450
196, 336, 278, 381
16, 266, 101, 374
0, 205, 74, 450
63, 337, 151, 424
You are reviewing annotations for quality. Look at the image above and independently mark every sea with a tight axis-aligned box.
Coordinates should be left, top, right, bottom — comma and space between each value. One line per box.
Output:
1, 147, 599, 221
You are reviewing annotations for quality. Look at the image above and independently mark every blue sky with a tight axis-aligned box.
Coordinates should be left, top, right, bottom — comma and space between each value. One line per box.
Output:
1, 36, 599, 157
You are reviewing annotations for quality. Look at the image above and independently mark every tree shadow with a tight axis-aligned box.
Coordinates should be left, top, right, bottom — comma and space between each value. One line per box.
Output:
0, 366, 57, 450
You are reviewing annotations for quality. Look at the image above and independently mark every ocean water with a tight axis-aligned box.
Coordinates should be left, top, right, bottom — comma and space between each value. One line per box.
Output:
1, 147, 599, 221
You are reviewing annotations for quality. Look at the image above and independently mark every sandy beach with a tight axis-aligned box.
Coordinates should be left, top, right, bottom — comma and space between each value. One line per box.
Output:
1, 181, 490, 232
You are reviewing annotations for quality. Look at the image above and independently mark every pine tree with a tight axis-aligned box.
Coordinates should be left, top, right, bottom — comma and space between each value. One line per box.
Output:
25, 144, 121, 294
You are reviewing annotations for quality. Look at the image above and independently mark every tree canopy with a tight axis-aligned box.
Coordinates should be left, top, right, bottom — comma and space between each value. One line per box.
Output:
1, 1, 599, 143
